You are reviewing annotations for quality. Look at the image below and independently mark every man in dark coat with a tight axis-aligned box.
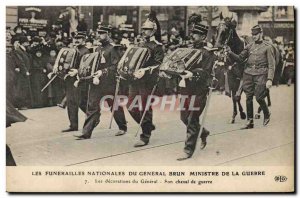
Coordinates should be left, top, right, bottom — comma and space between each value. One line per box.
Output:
30, 44, 48, 108
124, 19, 164, 147
74, 24, 127, 139
59, 31, 90, 132
14, 36, 32, 110
174, 22, 216, 161
225, 25, 275, 129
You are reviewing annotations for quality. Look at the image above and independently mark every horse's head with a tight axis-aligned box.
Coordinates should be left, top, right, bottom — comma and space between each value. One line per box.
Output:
214, 12, 237, 49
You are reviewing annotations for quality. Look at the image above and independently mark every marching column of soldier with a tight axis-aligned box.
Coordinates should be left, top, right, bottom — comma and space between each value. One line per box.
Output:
6, 10, 293, 161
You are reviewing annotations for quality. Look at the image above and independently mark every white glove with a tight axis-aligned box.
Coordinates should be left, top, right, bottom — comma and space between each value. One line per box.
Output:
178, 70, 193, 88
266, 80, 272, 89
180, 70, 193, 79
159, 71, 171, 79
94, 70, 103, 78
133, 69, 145, 79
26, 72, 30, 76
15, 68, 20, 72
74, 80, 80, 88
43, 69, 47, 73
47, 72, 53, 79
68, 69, 78, 77
93, 77, 100, 85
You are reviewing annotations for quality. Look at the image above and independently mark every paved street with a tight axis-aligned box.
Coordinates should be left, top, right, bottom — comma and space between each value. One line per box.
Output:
6, 85, 294, 166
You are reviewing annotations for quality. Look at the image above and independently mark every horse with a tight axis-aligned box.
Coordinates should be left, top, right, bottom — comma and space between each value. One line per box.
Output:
214, 13, 246, 124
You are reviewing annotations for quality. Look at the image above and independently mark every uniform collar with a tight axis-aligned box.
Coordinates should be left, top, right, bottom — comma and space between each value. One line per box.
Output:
193, 41, 205, 49
101, 39, 110, 47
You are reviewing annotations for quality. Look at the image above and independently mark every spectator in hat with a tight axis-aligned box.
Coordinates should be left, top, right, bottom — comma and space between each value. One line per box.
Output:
46, 47, 65, 106
30, 44, 48, 108
14, 36, 32, 110
283, 41, 294, 86
77, 13, 87, 32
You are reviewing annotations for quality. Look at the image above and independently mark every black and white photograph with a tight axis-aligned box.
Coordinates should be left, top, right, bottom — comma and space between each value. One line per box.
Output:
5, 4, 295, 193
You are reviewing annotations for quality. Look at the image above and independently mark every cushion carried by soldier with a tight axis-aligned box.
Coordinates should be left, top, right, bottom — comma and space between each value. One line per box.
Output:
77, 52, 101, 80
159, 48, 203, 76
117, 47, 151, 79
54, 47, 79, 78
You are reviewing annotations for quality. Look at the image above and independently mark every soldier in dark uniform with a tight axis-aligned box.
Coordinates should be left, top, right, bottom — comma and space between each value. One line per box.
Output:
225, 25, 275, 129
126, 19, 164, 147
174, 22, 216, 161
14, 36, 32, 110
60, 31, 90, 132
74, 24, 127, 139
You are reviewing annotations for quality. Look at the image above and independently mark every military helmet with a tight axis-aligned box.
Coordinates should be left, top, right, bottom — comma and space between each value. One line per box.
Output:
251, 25, 262, 35
97, 22, 112, 34
191, 22, 209, 35
141, 19, 157, 31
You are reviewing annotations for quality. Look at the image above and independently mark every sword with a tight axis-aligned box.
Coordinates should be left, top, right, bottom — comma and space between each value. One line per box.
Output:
109, 75, 122, 129
195, 61, 218, 151
135, 78, 160, 137
41, 74, 57, 92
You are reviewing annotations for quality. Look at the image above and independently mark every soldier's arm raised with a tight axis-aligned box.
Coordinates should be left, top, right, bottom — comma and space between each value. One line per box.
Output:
227, 44, 250, 63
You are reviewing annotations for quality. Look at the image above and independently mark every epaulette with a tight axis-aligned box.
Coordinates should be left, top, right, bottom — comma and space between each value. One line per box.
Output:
111, 43, 122, 47
203, 42, 218, 51
110, 42, 117, 47
262, 41, 273, 47
204, 46, 218, 51
152, 39, 162, 45
150, 36, 162, 45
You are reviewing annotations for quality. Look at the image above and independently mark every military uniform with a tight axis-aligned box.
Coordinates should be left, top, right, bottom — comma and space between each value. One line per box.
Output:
174, 21, 216, 160
64, 43, 90, 131
79, 40, 128, 138
127, 35, 164, 146
179, 40, 216, 157
77, 27, 127, 139
228, 25, 275, 127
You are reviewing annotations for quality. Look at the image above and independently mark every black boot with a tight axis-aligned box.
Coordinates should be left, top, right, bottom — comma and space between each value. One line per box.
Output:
263, 112, 271, 126
200, 128, 210, 149
241, 119, 254, 130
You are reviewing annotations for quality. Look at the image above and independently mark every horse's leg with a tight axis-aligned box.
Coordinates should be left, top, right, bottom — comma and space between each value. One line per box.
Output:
230, 92, 237, 124
237, 99, 246, 120
234, 90, 246, 120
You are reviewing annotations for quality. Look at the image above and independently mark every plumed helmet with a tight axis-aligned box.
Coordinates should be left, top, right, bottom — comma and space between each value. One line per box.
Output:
141, 19, 157, 32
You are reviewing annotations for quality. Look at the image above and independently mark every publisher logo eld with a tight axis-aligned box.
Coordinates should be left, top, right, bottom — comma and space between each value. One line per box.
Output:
274, 176, 287, 182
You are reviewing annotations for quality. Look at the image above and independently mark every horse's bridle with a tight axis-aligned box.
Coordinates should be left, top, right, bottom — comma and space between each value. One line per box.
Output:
217, 21, 233, 47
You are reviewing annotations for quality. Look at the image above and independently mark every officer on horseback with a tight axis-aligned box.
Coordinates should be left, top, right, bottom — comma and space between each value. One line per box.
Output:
225, 25, 275, 129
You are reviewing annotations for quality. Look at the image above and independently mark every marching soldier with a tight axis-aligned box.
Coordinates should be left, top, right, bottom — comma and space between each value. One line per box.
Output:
175, 21, 216, 161
60, 31, 90, 132
74, 23, 127, 140
126, 19, 164, 147
225, 25, 275, 129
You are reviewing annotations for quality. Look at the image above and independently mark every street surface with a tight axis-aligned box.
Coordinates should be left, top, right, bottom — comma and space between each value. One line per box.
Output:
6, 85, 294, 166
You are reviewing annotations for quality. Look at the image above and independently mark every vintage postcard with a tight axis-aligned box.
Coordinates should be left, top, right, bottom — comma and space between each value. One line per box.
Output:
6, 5, 295, 192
